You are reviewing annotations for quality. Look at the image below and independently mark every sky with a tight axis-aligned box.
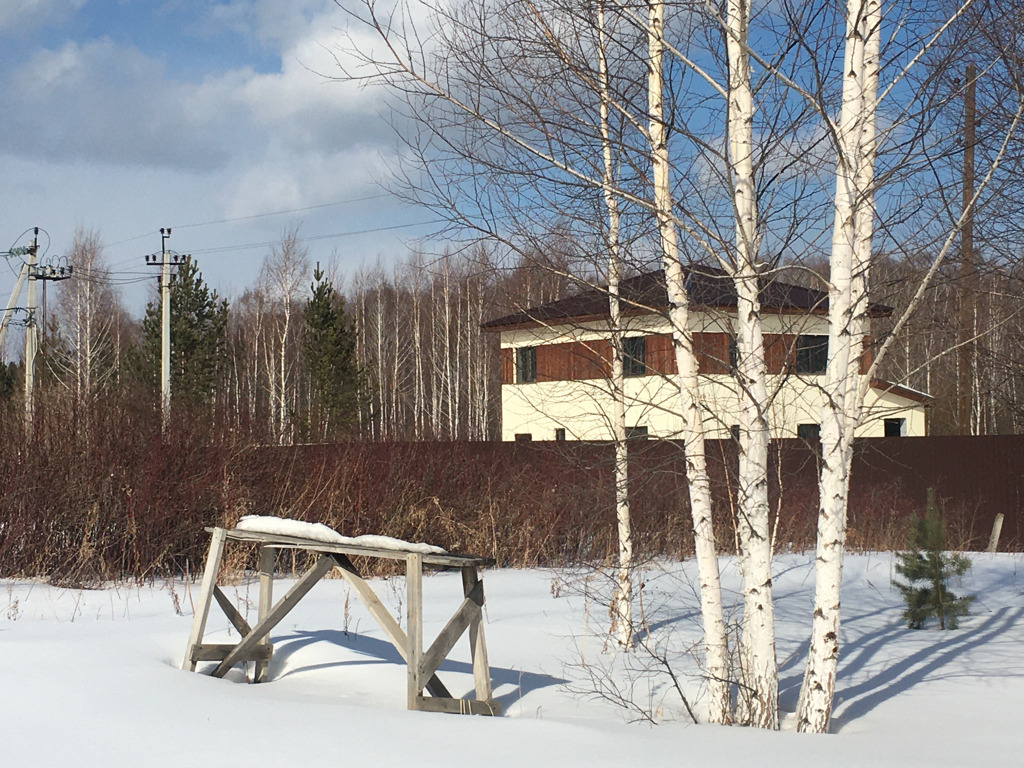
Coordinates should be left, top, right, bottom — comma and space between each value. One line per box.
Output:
0, 0, 432, 322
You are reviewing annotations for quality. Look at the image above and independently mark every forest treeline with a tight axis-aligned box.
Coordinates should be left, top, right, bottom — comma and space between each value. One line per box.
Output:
3, 227, 1024, 442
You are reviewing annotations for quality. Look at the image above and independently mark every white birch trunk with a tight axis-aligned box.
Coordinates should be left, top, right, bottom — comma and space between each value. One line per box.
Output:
725, 0, 778, 730
648, 0, 730, 723
598, 0, 633, 651
797, 0, 880, 734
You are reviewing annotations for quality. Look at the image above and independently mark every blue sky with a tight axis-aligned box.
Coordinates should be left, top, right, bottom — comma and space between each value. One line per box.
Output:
0, 0, 429, 326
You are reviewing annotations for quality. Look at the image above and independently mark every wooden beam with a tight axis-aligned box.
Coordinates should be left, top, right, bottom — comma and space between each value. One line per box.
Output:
210, 555, 336, 678
331, 553, 452, 699
211, 527, 494, 568
414, 696, 502, 716
213, 586, 252, 637
419, 580, 483, 682
191, 644, 273, 662
182, 527, 227, 671
462, 566, 493, 702
256, 546, 275, 682
407, 553, 423, 710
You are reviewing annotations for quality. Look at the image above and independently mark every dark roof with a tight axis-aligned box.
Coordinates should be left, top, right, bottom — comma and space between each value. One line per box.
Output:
483, 267, 890, 331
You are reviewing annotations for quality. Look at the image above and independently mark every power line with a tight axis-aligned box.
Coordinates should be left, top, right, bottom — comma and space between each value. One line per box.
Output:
101, 192, 394, 249
189, 220, 437, 256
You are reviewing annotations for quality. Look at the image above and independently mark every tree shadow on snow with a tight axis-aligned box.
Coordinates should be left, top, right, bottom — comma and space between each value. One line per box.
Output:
826, 604, 1024, 729
264, 628, 565, 712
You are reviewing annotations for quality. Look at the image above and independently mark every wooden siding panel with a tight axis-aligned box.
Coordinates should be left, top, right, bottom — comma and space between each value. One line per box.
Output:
765, 334, 796, 374
571, 339, 612, 380
536, 344, 569, 382
500, 347, 513, 385
860, 336, 873, 375
647, 334, 677, 375
694, 333, 730, 374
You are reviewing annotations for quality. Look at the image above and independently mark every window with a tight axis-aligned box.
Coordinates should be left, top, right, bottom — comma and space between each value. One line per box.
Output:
884, 418, 906, 437
516, 346, 537, 383
797, 423, 820, 440
514, 433, 532, 443
796, 335, 828, 374
626, 425, 649, 440
554, 428, 566, 441
730, 424, 741, 442
623, 336, 647, 377
729, 337, 739, 375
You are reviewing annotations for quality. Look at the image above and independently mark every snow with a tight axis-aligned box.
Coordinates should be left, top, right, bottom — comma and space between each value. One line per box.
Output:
2, 552, 1022, 766
236, 514, 447, 555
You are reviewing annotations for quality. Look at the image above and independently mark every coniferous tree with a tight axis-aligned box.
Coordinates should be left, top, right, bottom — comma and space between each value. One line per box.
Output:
139, 256, 229, 408
301, 263, 362, 440
895, 488, 974, 629
0, 361, 19, 404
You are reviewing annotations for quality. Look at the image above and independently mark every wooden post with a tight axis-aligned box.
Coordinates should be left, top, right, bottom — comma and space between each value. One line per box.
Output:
461, 566, 493, 703
987, 513, 1005, 553
255, 546, 275, 682
182, 527, 227, 671
407, 553, 423, 710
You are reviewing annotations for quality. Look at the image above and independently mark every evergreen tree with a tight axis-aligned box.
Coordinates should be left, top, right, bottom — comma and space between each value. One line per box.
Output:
895, 488, 974, 629
301, 264, 361, 439
0, 361, 19, 404
140, 256, 228, 408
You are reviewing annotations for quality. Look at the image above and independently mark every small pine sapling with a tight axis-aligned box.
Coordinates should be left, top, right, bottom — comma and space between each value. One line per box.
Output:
895, 488, 974, 629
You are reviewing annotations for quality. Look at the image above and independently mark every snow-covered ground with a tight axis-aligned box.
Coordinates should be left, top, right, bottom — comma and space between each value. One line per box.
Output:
2, 552, 1021, 766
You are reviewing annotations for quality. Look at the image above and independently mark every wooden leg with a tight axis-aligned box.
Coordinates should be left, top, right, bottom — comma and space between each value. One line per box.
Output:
461, 566, 493, 703
182, 527, 227, 671
255, 546, 275, 683
332, 554, 451, 698
211, 554, 335, 678
407, 553, 423, 711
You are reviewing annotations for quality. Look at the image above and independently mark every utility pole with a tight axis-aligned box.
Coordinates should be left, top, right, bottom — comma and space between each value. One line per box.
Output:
145, 228, 181, 430
958, 64, 977, 436
0, 250, 31, 353
24, 228, 39, 426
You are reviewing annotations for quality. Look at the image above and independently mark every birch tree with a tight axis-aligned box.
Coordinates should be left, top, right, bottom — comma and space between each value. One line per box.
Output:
794, 0, 1024, 731
646, 0, 732, 723
51, 228, 122, 407
721, 0, 778, 729
259, 228, 309, 444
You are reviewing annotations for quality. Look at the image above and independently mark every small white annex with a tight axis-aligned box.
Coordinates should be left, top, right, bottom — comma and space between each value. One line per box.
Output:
483, 269, 929, 442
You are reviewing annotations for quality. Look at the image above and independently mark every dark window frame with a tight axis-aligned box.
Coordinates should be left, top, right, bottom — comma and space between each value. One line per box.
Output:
884, 418, 906, 437
795, 335, 828, 375
626, 425, 649, 440
516, 346, 537, 383
797, 423, 821, 440
623, 336, 647, 377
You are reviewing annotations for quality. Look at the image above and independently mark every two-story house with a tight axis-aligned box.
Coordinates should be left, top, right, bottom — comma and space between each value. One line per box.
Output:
483, 267, 929, 441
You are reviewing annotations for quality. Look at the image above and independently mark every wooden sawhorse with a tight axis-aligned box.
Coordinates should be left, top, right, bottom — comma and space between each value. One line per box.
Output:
183, 527, 500, 715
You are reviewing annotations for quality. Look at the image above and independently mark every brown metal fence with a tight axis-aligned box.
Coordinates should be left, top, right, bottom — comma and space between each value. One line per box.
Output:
3, 430, 1020, 580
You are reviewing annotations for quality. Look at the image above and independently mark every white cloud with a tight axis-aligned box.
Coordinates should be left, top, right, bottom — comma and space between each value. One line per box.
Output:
0, 0, 85, 32
0, 0, 432, 314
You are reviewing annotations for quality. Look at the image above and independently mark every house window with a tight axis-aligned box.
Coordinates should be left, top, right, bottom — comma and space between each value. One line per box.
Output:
623, 336, 647, 377
626, 425, 649, 440
796, 335, 828, 374
555, 428, 566, 441
730, 424, 741, 442
514, 433, 532, 442
516, 346, 537, 383
884, 418, 906, 437
797, 423, 820, 440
